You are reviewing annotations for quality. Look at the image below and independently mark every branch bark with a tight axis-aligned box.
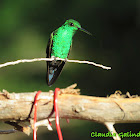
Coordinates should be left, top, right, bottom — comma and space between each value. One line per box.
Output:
0, 86, 140, 124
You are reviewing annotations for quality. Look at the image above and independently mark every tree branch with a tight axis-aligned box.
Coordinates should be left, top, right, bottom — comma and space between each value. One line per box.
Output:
0, 84, 140, 140
0, 57, 111, 70
0, 85, 139, 123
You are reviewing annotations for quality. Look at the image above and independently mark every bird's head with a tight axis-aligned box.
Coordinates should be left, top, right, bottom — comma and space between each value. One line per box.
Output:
64, 19, 92, 35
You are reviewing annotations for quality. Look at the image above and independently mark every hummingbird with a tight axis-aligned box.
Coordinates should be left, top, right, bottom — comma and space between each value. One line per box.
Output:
46, 19, 91, 86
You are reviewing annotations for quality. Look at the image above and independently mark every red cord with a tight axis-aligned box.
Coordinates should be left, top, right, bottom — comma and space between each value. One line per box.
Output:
54, 88, 63, 140
33, 90, 42, 140
33, 88, 63, 140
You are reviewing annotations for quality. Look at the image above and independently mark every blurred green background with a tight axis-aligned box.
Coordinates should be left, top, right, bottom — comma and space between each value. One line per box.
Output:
0, 0, 140, 140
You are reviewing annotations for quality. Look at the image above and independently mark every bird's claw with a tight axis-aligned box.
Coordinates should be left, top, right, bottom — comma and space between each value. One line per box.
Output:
64, 58, 68, 62
51, 56, 56, 61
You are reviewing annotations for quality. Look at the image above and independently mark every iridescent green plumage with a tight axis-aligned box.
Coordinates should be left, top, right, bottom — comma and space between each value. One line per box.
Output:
46, 19, 91, 86
51, 19, 81, 58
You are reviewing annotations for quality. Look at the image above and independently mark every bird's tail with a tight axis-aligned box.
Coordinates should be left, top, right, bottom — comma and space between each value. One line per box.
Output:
46, 60, 65, 86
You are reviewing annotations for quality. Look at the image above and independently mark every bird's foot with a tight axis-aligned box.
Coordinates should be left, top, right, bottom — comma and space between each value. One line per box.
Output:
64, 58, 68, 62
51, 56, 57, 65
51, 56, 56, 61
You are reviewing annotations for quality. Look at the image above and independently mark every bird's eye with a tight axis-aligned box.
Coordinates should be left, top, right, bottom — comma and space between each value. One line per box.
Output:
70, 23, 74, 26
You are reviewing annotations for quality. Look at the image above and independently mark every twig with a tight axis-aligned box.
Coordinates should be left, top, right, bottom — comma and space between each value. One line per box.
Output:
105, 122, 121, 140
32, 119, 54, 131
0, 129, 17, 134
0, 58, 111, 70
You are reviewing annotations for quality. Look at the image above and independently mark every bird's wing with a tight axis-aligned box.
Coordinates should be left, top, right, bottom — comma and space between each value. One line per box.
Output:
67, 41, 72, 57
46, 32, 53, 59
46, 32, 55, 86
46, 32, 65, 86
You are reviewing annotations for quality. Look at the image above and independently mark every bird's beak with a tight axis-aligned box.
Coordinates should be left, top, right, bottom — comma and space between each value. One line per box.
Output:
79, 28, 92, 35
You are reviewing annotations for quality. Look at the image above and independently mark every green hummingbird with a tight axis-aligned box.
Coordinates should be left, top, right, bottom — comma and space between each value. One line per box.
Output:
46, 19, 91, 86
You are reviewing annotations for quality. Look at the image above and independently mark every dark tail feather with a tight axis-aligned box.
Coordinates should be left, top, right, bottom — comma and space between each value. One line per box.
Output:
46, 61, 65, 86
